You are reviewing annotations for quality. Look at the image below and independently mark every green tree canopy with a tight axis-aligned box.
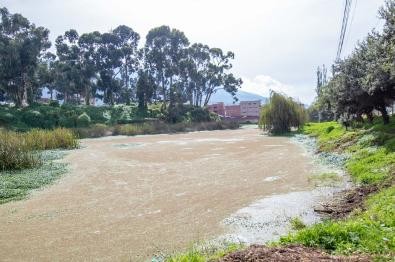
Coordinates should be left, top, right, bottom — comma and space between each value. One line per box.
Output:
259, 91, 307, 134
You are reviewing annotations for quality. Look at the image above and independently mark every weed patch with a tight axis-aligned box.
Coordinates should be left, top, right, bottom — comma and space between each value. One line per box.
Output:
0, 151, 68, 203
0, 128, 78, 171
308, 172, 342, 186
164, 243, 243, 262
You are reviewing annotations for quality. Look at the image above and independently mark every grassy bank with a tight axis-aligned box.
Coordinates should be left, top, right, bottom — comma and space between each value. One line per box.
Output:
0, 129, 78, 203
280, 118, 395, 258
0, 128, 78, 171
0, 151, 69, 204
74, 121, 239, 138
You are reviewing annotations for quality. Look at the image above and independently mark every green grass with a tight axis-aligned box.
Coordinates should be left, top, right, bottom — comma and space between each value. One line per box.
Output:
0, 128, 77, 202
0, 150, 68, 204
0, 128, 78, 171
165, 243, 243, 262
301, 122, 347, 151
0, 131, 40, 170
302, 118, 395, 185
346, 148, 395, 184
24, 128, 79, 150
281, 118, 395, 258
290, 217, 307, 230
280, 186, 395, 256
308, 172, 342, 186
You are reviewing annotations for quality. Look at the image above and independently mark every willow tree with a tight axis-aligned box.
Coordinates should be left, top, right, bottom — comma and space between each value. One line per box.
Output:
259, 91, 307, 134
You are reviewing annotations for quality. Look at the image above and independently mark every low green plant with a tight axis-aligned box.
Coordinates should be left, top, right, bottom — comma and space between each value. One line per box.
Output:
74, 124, 111, 138
280, 186, 395, 255
284, 119, 395, 258
346, 148, 395, 185
0, 151, 68, 203
290, 217, 307, 230
76, 112, 91, 127
308, 172, 342, 186
24, 128, 79, 150
165, 243, 243, 262
300, 122, 347, 151
0, 128, 78, 171
326, 125, 335, 133
0, 131, 40, 170
114, 123, 156, 136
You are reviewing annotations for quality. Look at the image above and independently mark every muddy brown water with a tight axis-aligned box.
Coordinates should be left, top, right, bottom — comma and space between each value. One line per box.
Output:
0, 128, 316, 261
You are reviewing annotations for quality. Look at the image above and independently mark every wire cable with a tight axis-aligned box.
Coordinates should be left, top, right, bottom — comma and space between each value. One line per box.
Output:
336, 0, 353, 61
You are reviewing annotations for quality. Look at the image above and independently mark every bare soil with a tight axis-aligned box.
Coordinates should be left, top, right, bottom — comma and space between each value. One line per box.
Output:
314, 186, 379, 219
220, 244, 370, 262
0, 128, 316, 261
314, 177, 394, 219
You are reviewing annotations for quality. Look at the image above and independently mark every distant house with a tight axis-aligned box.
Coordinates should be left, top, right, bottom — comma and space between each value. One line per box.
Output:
208, 100, 261, 119
225, 105, 241, 117
207, 102, 225, 116
240, 100, 261, 117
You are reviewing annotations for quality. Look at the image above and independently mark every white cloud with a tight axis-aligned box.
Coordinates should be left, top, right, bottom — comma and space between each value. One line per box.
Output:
240, 75, 316, 105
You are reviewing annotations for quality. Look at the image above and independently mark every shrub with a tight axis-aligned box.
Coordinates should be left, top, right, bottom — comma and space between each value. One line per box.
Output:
24, 128, 79, 150
76, 113, 91, 127
0, 151, 67, 203
21, 110, 45, 128
0, 112, 15, 125
186, 107, 213, 122
290, 217, 307, 230
59, 115, 77, 128
114, 123, 155, 136
326, 125, 335, 133
0, 131, 40, 170
74, 124, 111, 138
117, 111, 132, 124
0, 128, 77, 171
49, 100, 60, 107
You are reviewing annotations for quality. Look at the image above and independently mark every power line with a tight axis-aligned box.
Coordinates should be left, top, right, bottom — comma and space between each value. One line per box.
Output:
343, 0, 358, 52
336, 0, 352, 60
336, 0, 353, 61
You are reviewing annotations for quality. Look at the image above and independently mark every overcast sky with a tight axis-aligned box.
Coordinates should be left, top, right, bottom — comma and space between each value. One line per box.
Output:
1, 0, 386, 103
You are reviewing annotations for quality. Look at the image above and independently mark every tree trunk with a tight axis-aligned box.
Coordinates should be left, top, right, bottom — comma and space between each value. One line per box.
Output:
85, 86, 91, 106
379, 106, 390, 125
204, 91, 212, 106
367, 112, 374, 123
64, 91, 68, 104
356, 114, 364, 123
22, 73, 28, 107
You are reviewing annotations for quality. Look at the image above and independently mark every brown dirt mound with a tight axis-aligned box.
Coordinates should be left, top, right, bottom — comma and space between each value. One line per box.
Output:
314, 185, 379, 219
220, 244, 370, 262
314, 175, 395, 219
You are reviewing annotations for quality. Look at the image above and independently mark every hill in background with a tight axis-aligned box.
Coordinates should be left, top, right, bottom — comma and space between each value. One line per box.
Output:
209, 89, 267, 105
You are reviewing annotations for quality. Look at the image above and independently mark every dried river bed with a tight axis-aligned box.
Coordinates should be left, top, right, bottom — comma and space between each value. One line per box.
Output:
0, 128, 349, 261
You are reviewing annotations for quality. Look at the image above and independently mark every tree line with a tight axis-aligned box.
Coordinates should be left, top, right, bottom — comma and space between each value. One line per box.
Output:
0, 7, 242, 116
313, 0, 395, 125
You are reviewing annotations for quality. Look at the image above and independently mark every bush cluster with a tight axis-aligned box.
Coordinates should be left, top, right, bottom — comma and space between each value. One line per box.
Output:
0, 128, 78, 171
0, 104, 217, 131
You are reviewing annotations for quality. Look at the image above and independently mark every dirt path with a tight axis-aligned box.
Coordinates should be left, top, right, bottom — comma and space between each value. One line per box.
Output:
0, 128, 315, 261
